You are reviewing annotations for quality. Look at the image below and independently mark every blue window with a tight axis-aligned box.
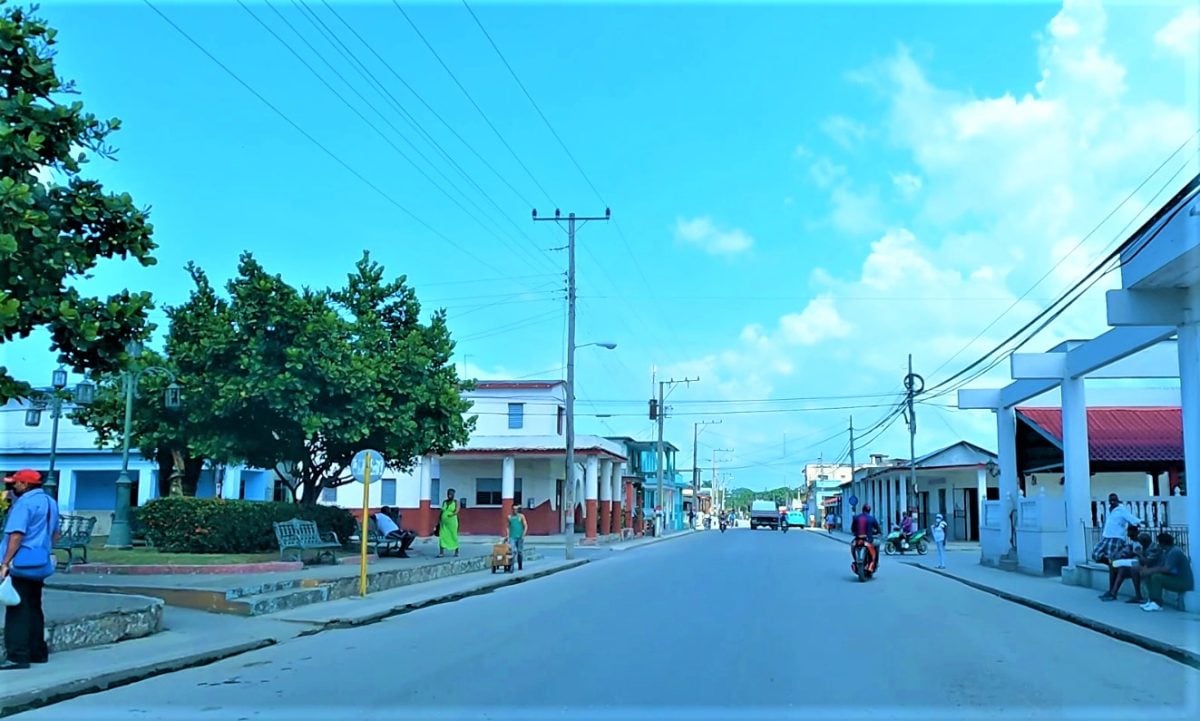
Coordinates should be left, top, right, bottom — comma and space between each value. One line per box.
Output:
475, 478, 523, 506
508, 403, 525, 429
381, 479, 396, 506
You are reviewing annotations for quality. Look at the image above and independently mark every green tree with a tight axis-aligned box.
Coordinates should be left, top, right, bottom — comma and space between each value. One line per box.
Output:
173, 252, 473, 503
0, 2, 156, 402
69, 349, 206, 498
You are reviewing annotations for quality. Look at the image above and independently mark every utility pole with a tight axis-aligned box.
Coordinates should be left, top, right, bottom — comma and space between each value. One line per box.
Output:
693, 420, 721, 519
654, 376, 699, 535
904, 354, 925, 527
846, 416, 855, 533
711, 448, 733, 512
533, 207, 610, 560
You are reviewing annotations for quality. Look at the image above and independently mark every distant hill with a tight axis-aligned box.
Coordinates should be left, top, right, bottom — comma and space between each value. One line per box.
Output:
722, 486, 799, 512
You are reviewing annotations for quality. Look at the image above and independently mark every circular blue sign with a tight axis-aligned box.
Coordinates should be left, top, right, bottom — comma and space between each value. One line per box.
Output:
849, 495, 859, 507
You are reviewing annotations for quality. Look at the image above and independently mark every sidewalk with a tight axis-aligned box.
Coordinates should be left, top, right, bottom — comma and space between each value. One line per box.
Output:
0, 555, 586, 717
0, 590, 163, 663
807, 527, 1200, 665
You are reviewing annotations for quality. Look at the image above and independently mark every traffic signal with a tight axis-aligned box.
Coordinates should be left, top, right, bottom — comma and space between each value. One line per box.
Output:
649, 398, 658, 420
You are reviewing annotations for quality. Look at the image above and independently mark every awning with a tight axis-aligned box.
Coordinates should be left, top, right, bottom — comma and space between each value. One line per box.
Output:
822, 496, 841, 507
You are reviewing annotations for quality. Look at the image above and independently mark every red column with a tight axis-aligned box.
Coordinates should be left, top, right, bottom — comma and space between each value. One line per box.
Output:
501, 499, 513, 536
585, 499, 598, 542
626, 482, 636, 534
599, 501, 612, 535
418, 499, 433, 537
611, 501, 621, 536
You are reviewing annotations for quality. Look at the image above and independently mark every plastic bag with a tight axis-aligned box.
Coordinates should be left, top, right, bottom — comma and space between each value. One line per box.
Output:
0, 576, 20, 607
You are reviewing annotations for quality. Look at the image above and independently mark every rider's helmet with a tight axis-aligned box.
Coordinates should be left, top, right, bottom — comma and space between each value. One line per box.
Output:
861, 504, 871, 513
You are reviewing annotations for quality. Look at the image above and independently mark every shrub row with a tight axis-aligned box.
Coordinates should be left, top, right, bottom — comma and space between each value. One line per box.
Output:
134, 497, 356, 554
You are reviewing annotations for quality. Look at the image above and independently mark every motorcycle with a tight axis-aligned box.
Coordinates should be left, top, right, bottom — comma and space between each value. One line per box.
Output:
719, 520, 727, 533
850, 537, 877, 582
883, 528, 928, 555
780, 517, 789, 533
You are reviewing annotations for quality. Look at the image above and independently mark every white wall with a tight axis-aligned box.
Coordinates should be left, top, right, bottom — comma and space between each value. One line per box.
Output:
466, 387, 564, 437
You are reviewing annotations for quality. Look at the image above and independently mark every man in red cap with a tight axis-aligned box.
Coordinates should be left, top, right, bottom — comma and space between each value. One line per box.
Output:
1, 468, 61, 670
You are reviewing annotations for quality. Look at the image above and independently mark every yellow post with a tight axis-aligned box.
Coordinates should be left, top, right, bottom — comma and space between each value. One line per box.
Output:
359, 456, 371, 597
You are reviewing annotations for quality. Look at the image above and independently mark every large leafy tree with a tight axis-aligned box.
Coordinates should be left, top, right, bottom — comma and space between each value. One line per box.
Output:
0, 2, 157, 401
173, 252, 473, 503
69, 348, 206, 498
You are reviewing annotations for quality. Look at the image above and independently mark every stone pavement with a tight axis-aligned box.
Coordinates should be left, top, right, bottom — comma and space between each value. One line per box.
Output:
0, 555, 586, 716
0, 590, 163, 664
808, 527, 1200, 666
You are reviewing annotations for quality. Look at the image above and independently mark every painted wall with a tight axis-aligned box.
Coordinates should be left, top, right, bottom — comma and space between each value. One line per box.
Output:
466, 387, 565, 437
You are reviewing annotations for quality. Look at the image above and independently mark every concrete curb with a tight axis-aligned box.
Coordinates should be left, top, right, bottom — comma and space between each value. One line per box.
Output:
607, 529, 697, 551
297, 559, 590, 630
63, 561, 303, 575
910, 562, 1200, 670
0, 638, 277, 718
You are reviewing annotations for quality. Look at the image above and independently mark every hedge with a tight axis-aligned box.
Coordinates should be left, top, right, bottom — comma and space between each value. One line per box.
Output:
133, 497, 357, 554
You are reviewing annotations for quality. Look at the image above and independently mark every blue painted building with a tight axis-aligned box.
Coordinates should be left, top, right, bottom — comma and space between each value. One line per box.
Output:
608, 437, 689, 531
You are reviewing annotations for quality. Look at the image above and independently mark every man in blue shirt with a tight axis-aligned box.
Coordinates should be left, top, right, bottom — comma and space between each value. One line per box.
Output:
1, 469, 61, 670
1139, 532, 1194, 612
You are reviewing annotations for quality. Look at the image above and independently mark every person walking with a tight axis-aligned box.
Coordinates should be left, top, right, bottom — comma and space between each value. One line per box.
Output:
506, 504, 528, 571
1, 469, 60, 670
931, 513, 949, 569
437, 489, 460, 558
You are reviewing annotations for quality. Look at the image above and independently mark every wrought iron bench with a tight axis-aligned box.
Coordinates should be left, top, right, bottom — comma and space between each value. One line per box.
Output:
354, 516, 415, 557
273, 518, 340, 565
53, 515, 97, 570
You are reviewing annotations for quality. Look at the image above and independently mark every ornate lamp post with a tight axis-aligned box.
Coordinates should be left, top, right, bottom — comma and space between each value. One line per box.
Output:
23, 368, 96, 500
106, 341, 181, 549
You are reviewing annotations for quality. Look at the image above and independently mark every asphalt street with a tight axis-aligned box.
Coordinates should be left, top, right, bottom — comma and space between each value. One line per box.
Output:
13, 528, 1200, 721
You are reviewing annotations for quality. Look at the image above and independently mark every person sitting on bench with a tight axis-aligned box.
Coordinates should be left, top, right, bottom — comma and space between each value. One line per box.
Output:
374, 507, 416, 558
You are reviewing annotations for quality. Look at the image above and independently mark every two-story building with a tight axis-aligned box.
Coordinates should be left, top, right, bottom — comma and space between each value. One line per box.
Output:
329, 380, 629, 539
606, 437, 689, 532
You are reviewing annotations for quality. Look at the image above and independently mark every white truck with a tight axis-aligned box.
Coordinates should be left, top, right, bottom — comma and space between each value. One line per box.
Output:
749, 500, 782, 530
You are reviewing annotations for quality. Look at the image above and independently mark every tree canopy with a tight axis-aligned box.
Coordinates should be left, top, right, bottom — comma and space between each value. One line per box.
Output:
0, 2, 156, 401
167, 251, 474, 503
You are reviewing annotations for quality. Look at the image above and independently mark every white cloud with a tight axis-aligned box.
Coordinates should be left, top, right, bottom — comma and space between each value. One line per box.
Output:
821, 115, 868, 149
679, 0, 1200, 465
1154, 6, 1200, 57
674, 216, 754, 255
779, 296, 853, 346
891, 172, 923, 198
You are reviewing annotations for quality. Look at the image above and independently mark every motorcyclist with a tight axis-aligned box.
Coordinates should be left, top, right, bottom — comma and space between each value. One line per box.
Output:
900, 511, 915, 548
778, 508, 788, 529
851, 504, 882, 574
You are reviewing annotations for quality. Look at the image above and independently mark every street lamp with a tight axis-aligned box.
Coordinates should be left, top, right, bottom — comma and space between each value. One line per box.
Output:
563, 340, 617, 560
23, 369, 96, 500
107, 342, 181, 549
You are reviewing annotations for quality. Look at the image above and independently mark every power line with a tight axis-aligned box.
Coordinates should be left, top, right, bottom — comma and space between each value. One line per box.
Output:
141, 0, 509, 277
393, 0, 556, 206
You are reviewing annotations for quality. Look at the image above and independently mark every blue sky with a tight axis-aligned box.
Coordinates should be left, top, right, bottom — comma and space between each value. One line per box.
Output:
12, 0, 1200, 489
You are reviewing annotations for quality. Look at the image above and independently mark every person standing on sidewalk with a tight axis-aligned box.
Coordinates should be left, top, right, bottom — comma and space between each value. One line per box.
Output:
438, 489, 460, 558
1092, 493, 1141, 600
1, 469, 60, 671
506, 504, 528, 571
931, 513, 949, 569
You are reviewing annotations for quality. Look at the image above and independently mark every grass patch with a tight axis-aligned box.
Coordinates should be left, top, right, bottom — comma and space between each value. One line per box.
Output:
68, 546, 280, 566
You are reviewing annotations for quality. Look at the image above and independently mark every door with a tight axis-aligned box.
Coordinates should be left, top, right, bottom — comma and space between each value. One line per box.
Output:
963, 487, 980, 542
555, 479, 564, 533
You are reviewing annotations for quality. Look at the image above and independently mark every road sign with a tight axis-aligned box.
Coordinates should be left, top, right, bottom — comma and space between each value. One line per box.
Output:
350, 449, 385, 484
849, 495, 859, 507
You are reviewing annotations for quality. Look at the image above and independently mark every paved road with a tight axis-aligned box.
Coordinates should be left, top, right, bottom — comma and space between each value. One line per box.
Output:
15, 529, 1200, 720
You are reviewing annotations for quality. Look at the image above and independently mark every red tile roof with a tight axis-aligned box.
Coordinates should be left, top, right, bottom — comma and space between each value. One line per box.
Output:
1016, 407, 1183, 463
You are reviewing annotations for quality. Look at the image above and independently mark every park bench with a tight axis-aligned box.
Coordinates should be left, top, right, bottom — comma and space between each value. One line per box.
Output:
53, 515, 97, 570
273, 518, 340, 565
354, 516, 414, 558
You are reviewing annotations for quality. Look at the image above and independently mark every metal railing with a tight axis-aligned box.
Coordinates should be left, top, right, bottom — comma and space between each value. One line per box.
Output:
1083, 524, 1190, 561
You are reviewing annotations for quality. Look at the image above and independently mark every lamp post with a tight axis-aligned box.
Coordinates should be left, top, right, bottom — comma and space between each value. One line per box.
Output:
107, 341, 182, 549
563, 341, 617, 560
23, 369, 96, 501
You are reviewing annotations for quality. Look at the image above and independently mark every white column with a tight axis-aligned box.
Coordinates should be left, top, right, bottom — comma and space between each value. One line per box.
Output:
1177, 301, 1200, 612
136, 465, 154, 506
599, 460, 612, 503
1146, 473, 1155, 497
1062, 376, 1092, 567
419, 456, 432, 504
613, 463, 623, 506
976, 467, 987, 544
58, 469, 77, 512
222, 467, 242, 500
585, 455, 599, 510
502, 455, 516, 501
996, 406, 1019, 554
